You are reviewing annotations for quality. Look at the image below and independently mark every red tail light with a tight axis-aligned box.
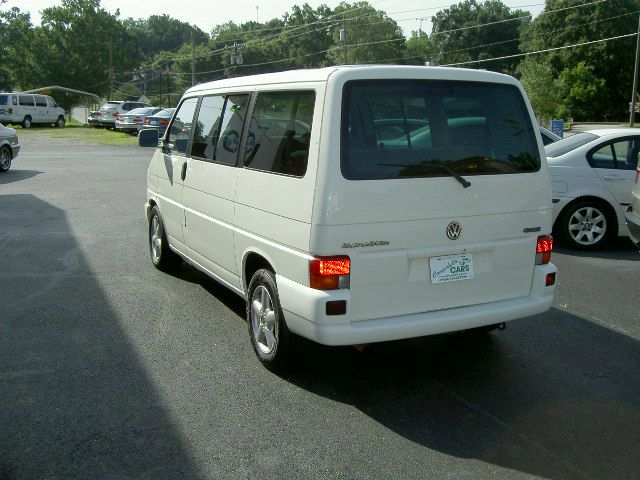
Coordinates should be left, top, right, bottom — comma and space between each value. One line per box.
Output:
310, 256, 350, 290
536, 235, 553, 265
114, 112, 119, 119
159, 119, 169, 126
8, 107, 12, 114
144, 118, 148, 125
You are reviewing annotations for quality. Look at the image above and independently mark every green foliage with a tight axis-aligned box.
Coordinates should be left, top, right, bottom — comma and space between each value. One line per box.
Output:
430, 0, 530, 73
405, 31, 434, 65
517, 57, 562, 122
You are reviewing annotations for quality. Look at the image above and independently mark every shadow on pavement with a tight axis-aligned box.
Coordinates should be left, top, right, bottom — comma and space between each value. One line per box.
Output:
555, 237, 639, 260
0, 169, 42, 185
0, 194, 203, 479
275, 309, 640, 480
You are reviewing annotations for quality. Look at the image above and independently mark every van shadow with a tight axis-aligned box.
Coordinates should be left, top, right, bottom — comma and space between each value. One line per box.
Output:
0, 194, 202, 479
276, 309, 640, 480
0, 169, 42, 185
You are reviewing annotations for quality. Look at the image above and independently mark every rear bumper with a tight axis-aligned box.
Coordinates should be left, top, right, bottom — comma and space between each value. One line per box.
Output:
88, 119, 115, 127
625, 210, 640, 245
115, 123, 139, 132
277, 263, 557, 346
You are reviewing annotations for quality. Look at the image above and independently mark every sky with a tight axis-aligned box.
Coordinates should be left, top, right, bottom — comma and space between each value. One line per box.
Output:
10, 0, 544, 37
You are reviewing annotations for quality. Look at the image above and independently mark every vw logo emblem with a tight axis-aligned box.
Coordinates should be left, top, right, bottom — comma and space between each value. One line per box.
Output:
446, 221, 462, 240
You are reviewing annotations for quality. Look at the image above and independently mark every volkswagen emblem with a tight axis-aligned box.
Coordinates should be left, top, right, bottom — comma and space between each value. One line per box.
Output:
446, 221, 462, 240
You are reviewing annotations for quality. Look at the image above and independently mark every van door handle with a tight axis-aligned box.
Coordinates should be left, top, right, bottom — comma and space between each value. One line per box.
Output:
602, 175, 625, 181
181, 161, 187, 181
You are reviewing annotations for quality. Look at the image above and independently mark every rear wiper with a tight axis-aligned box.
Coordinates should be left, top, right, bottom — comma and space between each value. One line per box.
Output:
378, 162, 471, 188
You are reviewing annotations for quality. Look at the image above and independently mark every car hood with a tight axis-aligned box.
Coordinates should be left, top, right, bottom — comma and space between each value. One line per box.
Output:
0, 125, 16, 137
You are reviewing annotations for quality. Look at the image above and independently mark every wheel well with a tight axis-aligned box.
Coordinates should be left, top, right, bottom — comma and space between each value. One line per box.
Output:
555, 196, 619, 236
244, 253, 274, 291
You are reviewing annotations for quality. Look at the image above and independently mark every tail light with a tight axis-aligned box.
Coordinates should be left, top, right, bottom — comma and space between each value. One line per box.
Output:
144, 118, 148, 125
134, 116, 141, 123
536, 235, 553, 265
310, 256, 350, 290
8, 107, 12, 114
114, 112, 119, 119
159, 119, 169, 126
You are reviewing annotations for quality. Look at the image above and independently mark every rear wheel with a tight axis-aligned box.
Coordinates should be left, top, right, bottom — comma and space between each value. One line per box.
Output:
0, 146, 11, 172
21, 116, 31, 129
247, 269, 295, 370
55, 116, 65, 128
560, 200, 613, 250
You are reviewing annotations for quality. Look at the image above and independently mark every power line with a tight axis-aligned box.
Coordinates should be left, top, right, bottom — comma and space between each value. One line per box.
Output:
441, 32, 638, 66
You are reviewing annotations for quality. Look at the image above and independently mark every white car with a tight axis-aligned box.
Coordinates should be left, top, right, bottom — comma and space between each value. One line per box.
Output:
139, 66, 556, 369
545, 129, 640, 249
0, 123, 20, 172
88, 101, 151, 129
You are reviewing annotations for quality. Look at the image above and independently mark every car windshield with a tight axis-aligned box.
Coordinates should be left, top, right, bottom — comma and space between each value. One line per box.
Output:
545, 132, 599, 157
155, 109, 175, 118
128, 107, 156, 115
100, 103, 119, 111
341, 80, 540, 180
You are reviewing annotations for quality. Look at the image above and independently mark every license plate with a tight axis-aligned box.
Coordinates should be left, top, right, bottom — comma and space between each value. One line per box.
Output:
429, 254, 474, 284
149, 120, 157, 125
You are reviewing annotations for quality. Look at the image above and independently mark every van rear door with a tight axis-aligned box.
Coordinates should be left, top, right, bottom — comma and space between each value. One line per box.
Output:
312, 79, 551, 322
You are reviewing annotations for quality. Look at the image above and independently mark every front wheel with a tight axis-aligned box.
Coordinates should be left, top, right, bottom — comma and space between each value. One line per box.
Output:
247, 269, 295, 370
148, 206, 181, 272
560, 200, 613, 250
0, 146, 11, 172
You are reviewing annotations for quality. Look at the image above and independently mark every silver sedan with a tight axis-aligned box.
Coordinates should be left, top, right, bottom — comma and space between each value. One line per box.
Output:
0, 123, 20, 172
116, 107, 162, 134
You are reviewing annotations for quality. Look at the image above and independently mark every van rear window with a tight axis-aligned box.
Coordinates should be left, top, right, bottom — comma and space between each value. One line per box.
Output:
0, 95, 7, 106
341, 80, 540, 180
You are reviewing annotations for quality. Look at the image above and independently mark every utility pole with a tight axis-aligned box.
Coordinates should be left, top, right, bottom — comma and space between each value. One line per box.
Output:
340, 16, 347, 65
109, 40, 113, 100
629, 12, 640, 127
191, 29, 196, 87
256, 5, 259, 23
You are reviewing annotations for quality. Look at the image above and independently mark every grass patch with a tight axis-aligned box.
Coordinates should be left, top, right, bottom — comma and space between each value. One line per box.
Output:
12, 122, 138, 146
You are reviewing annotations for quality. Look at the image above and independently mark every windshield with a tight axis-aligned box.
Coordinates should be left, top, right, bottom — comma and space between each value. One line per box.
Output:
544, 132, 599, 157
341, 80, 540, 180
100, 103, 119, 111
156, 108, 175, 118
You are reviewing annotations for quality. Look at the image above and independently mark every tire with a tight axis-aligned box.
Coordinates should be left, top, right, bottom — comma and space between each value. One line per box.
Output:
0, 146, 11, 172
22, 116, 32, 129
55, 116, 65, 128
559, 199, 614, 250
247, 269, 295, 370
148, 206, 181, 272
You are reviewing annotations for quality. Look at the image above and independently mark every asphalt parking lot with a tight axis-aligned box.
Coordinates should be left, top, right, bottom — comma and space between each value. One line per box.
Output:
1, 142, 639, 480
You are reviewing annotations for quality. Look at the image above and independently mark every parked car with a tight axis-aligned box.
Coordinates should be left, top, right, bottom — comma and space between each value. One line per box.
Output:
115, 107, 162, 134
0, 93, 65, 128
0, 123, 20, 172
624, 166, 640, 246
142, 108, 175, 136
545, 129, 640, 249
540, 126, 561, 145
138, 66, 556, 369
88, 101, 151, 129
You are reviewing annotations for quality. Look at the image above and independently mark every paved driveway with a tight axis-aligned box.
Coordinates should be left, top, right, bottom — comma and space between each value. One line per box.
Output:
1, 143, 639, 479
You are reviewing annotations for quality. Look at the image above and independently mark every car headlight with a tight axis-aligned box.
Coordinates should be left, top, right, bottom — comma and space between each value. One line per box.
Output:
9, 136, 18, 145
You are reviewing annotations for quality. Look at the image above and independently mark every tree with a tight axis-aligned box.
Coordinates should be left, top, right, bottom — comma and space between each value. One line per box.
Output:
0, 6, 34, 91
405, 31, 435, 65
517, 57, 563, 122
430, 0, 530, 74
521, 0, 638, 120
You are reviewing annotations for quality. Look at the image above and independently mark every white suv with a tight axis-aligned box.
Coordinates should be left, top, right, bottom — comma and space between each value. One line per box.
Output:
88, 101, 151, 128
0, 93, 66, 128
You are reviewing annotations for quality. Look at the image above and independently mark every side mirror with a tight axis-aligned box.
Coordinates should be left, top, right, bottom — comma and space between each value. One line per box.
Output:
138, 128, 159, 148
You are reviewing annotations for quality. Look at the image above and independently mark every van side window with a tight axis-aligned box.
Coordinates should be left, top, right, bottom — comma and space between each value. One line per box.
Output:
12, 96, 17, 105
192, 95, 225, 162
167, 97, 198, 156
243, 90, 315, 177
35, 95, 47, 107
19, 95, 34, 106
217, 95, 250, 166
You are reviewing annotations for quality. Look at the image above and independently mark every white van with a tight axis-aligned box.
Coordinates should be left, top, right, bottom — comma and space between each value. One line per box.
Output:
0, 93, 66, 128
139, 66, 557, 368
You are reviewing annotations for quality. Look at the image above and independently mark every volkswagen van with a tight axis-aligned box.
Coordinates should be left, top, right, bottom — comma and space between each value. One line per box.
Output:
139, 66, 557, 368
